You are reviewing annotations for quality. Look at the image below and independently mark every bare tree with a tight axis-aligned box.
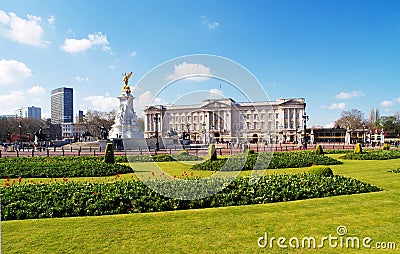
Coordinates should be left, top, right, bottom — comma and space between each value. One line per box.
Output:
76, 110, 116, 138
334, 109, 366, 130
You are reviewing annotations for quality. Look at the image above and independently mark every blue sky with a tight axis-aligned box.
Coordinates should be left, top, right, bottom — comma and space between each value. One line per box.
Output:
0, 0, 399, 127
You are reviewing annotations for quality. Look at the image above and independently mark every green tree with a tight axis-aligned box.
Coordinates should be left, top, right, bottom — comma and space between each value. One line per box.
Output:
376, 116, 400, 136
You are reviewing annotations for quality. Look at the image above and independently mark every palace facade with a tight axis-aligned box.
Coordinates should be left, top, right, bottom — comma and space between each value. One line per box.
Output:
144, 98, 307, 144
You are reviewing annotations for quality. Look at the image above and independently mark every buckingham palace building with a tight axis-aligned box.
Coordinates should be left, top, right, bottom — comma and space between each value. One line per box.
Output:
144, 98, 307, 144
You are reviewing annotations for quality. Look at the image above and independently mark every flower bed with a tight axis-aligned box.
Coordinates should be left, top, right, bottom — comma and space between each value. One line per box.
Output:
116, 154, 203, 163
0, 156, 133, 178
191, 151, 342, 171
340, 150, 400, 160
1, 174, 381, 220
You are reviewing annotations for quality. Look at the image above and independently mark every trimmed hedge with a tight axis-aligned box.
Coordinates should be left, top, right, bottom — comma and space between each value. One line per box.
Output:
1, 174, 381, 220
340, 150, 400, 160
315, 144, 324, 155
104, 143, 115, 164
354, 143, 362, 154
382, 143, 390, 150
191, 151, 342, 171
0, 156, 133, 178
307, 166, 334, 177
117, 153, 203, 163
208, 144, 217, 161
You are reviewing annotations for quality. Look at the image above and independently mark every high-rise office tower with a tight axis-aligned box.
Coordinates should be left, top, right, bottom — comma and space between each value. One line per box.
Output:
15, 106, 41, 119
51, 87, 73, 124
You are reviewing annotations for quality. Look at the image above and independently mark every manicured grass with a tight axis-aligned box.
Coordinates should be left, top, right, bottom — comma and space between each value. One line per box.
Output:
2, 158, 400, 253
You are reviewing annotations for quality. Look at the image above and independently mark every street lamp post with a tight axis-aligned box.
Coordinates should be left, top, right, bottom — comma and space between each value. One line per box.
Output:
202, 121, 206, 144
154, 115, 160, 151
362, 124, 366, 147
19, 122, 22, 148
302, 112, 309, 149
186, 123, 190, 144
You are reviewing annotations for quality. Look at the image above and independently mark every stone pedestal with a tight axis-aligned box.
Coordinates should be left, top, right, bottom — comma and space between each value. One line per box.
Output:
108, 92, 144, 150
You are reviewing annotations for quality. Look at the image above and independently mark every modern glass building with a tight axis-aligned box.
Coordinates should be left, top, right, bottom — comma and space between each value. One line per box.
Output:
51, 87, 73, 124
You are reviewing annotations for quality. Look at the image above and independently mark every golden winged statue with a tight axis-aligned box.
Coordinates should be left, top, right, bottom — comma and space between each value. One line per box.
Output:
122, 71, 133, 95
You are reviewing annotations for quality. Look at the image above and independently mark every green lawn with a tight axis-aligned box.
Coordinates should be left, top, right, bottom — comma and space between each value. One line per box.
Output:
2, 157, 400, 253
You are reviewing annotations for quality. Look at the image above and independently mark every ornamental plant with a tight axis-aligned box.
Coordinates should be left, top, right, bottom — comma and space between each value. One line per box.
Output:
104, 143, 115, 164
0, 156, 132, 178
315, 144, 324, 155
354, 143, 362, 154
0, 174, 381, 220
382, 143, 390, 150
208, 144, 217, 161
178, 150, 190, 156
307, 165, 334, 177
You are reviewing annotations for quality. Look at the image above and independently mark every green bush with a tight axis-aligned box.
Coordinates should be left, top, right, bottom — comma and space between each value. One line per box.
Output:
323, 150, 349, 154
246, 149, 255, 154
1, 174, 381, 220
340, 149, 400, 160
0, 156, 132, 178
382, 143, 390, 150
192, 151, 342, 171
104, 143, 115, 164
354, 143, 362, 154
315, 144, 324, 155
307, 165, 333, 177
120, 154, 203, 163
178, 150, 190, 156
208, 144, 217, 161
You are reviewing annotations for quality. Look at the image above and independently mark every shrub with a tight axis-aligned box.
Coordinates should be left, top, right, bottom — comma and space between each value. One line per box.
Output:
307, 166, 334, 177
1, 174, 381, 220
178, 150, 190, 156
192, 151, 342, 171
340, 149, 400, 160
382, 143, 390, 150
104, 143, 115, 164
121, 154, 203, 163
315, 144, 324, 155
0, 156, 132, 178
246, 149, 255, 154
208, 144, 217, 161
354, 143, 363, 154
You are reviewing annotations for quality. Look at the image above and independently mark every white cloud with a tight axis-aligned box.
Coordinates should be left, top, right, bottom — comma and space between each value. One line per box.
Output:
27, 85, 46, 95
75, 76, 89, 82
83, 95, 119, 112
209, 88, 224, 99
324, 122, 335, 128
130, 51, 137, 57
397, 97, 400, 103
381, 100, 394, 107
165, 62, 211, 82
0, 91, 26, 115
334, 90, 364, 99
0, 59, 32, 85
208, 21, 219, 30
61, 32, 111, 53
109, 65, 115, 69
47, 15, 55, 25
0, 10, 48, 46
201, 16, 219, 30
328, 103, 346, 110
132, 91, 168, 117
